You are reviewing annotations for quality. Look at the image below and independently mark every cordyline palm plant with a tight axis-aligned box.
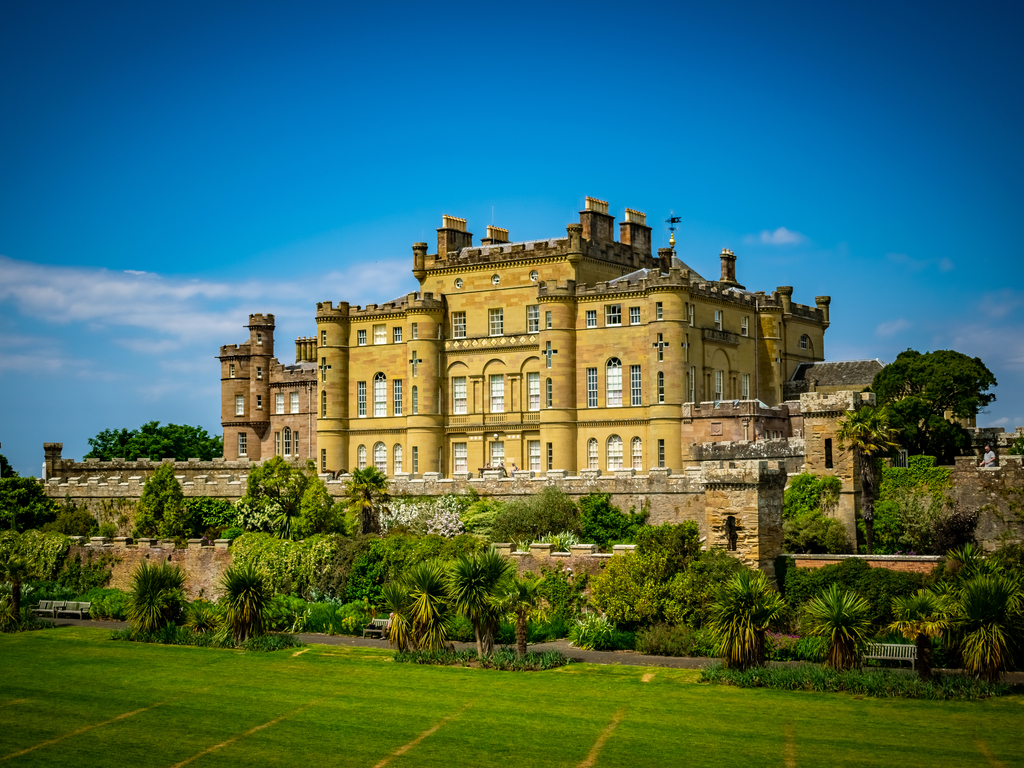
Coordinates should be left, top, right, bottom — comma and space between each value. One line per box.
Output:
403, 559, 451, 651
707, 569, 786, 670
836, 405, 897, 554
491, 576, 545, 658
447, 549, 514, 658
948, 572, 1023, 684
127, 561, 186, 634
888, 589, 949, 680
1, 556, 31, 618
220, 562, 271, 644
345, 467, 389, 535
381, 582, 415, 652
804, 584, 872, 670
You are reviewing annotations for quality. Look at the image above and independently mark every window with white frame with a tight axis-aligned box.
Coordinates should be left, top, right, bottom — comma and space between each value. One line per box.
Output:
357, 444, 366, 470
490, 441, 504, 466
689, 366, 696, 402
276, 393, 284, 414
545, 311, 552, 329
411, 323, 418, 339
321, 448, 326, 472
374, 373, 387, 416
393, 444, 403, 473
528, 372, 540, 411
321, 390, 327, 417
800, 334, 809, 350
587, 438, 599, 470
452, 312, 466, 339
714, 370, 724, 400
742, 373, 750, 400
629, 306, 641, 325
527, 305, 539, 333
606, 358, 622, 407
658, 371, 665, 403
294, 431, 299, 456
412, 386, 418, 414
235, 395, 244, 416
658, 439, 665, 468
275, 431, 281, 455
741, 317, 749, 337
412, 446, 418, 473
256, 395, 262, 410
291, 392, 299, 414
357, 329, 367, 346
454, 443, 467, 473
715, 309, 723, 330
631, 437, 642, 470
546, 442, 553, 470
657, 302, 664, 321
630, 365, 642, 406
657, 333, 664, 362
374, 442, 386, 473
393, 379, 403, 416
546, 377, 552, 408
229, 364, 235, 378
586, 368, 598, 408
357, 381, 366, 417
256, 366, 263, 380
256, 332, 262, 345
452, 377, 467, 414
238, 432, 247, 456
528, 440, 541, 471
321, 330, 327, 346
607, 435, 623, 471
688, 303, 694, 326
489, 374, 504, 413
283, 427, 291, 456
488, 308, 503, 336
605, 304, 621, 326
393, 327, 403, 343
585, 309, 597, 328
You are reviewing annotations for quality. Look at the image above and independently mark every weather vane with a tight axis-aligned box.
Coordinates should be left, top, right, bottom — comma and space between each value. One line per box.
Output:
666, 213, 681, 248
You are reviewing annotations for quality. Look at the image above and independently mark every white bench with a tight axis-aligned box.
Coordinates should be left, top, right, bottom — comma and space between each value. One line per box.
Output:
362, 618, 391, 639
863, 643, 916, 670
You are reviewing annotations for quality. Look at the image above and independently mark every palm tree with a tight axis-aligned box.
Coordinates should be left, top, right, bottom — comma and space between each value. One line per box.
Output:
345, 467, 389, 535
404, 559, 450, 651
221, 562, 271, 644
707, 569, 786, 670
447, 549, 514, 658
804, 584, 873, 670
491, 576, 545, 657
1, 557, 31, 619
836, 404, 898, 554
948, 572, 1023, 684
127, 561, 186, 634
889, 589, 949, 680
381, 582, 414, 652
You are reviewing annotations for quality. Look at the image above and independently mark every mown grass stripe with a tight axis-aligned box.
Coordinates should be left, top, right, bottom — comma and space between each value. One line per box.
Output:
975, 739, 1006, 768
783, 722, 796, 768
577, 708, 626, 768
371, 702, 474, 768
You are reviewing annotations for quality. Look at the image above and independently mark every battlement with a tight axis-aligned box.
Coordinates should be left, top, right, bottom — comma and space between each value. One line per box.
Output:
800, 390, 875, 415
218, 341, 252, 357
688, 281, 759, 308
536, 279, 578, 298
316, 293, 443, 321
247, 313, 275, 328
685, 400, 788, 418
431, 237, 568, 269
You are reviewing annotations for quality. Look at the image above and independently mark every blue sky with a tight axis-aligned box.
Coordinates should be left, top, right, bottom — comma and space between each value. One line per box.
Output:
1, 1, 1022, 475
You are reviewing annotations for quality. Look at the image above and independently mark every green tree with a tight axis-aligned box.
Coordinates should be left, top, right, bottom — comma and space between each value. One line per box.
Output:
220, 562, 271, 644
490, 486, 580, 543
0, 477, 58, 532
1009, 436, 1024, 456
446, 549, 513, 658
0, 556, 32, 618
236, 457, 315, 539
134, 463, 186, 538
836, 405, 898, 554
491, 575, 545, 657
41, 497, 98, 537
804, 585, 873, 670
578, 493, 647, 549
404, 559, 451, 651
84, 421, 224, 461
872, 349, 997, 463
888, 589, 950, 680
707, 569, 786, 670
297, 476, 348, 536
345, 467, 389, 535
948, 572, 1023, 684
0, 454, 18, 478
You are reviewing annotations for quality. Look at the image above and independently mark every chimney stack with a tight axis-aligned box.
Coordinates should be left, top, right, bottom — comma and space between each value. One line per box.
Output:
718, 248, 744, 288
579, 197, 615, 243
619, 208, 652, 257
481, 225, 510, 245
657, 247, 673, 274
437, 215, 473, 259
815, 296, 831, 326
777, 286, 793, 314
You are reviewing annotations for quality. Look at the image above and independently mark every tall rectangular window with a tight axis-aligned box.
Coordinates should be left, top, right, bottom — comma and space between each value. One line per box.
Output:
393, 379, 403, 416
283, 430, 291, 456
489, 375, 505, 413
291, 392, 299, 414
256, 366, 263, 380
321, 390, 326, 417
684, 333, 690, 362
528, 440, 541, 471
357, 329, 367, 346
546, 442, 553, 471
714, 370, 724, 400
657, 333, 664, 362
235, 394, 244, 416
452, 312, 466, 338
741, 316, 749, 337
546, 377, 553, 408
374, 375, 387, 416
393, 326, 403, 343
630, 365, 642, 406
629, 306, 641, 325
658, 371, 665, 404
275, 432, 281, 455
658, 439, 665, 468
715, 310, 723, 330
411, 323, 418, 339
374, 324, 386, 344
688, 303, 694, 326
825, 438, 834, 468
742, 373, 750, 400
453, 376, 467, 414
586, 368, 598, 408
238, 432, 247, 456
294, 431, 299, 456
454, 443, 467, 473
229, 364, 235, 378
586, 310, 597, 328
528, 372, 540, 411
527, 305, 540, 333
411, 446, 418, 473
276, 393, 285, 414
357, 381, 366, 417
489, 308, 503, 336
545, 311, 552, 329
605, 304, 621, 326
656, 302, 664, 321
490, 441, 504, 466
412, 386, 418, 414
321, 330, 327, 346
320, 448, 326, 472
256, 395, 262, 410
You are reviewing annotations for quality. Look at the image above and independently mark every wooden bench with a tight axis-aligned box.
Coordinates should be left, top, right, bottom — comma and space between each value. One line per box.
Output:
863, 642, 916, 670
363, 618, 391, 639
56, 602, 91, 619
31, 600, 55, 617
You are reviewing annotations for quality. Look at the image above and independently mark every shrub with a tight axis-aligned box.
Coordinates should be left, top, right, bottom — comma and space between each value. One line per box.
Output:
635, 522, 701, 571
635, 624, 717, 657
932, 508, 979, 554
394, 649, 570, 671
536, 566, 588, 625
57, 551, 115, 594
135, 463, 187, 539
185, 600, 221, 633
578, 493, 647, 549
231, 532, 347, 598
42, 498, 97, 537
491, 487, 580, 543
783, 474, 847, 554
265, 594, 308, 632
75, 587, 130, 620
568, 613, 633, 650
663, 549, 745, 628
803, 585, 873, 670
221, 562, 272, 644
293, 601, 372, 635
764, 632, 827, 662
127, 561, 186, 633
590, 550, 673, 627
537, 531, 580, 552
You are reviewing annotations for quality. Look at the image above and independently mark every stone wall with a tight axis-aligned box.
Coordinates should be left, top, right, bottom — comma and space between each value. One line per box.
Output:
949, 454, 1024, 549
493, 543, 625, 578
782, 554, 942, 574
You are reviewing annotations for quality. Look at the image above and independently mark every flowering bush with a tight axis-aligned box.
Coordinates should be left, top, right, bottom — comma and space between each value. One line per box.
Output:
381, 495, 467, 538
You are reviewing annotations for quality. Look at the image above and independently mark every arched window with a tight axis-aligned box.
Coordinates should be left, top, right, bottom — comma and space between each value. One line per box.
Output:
631, 437, 642, 470
607, 435, 623, 471
357, 444, 367, 470
373, 442, 387, 473
393, 444, 403, 473
606, 358, 622, 407
321, 390, 327, 417
374, 372, 387, 416
587, 438, 599, 470
800, 334, 809, 350
283, 427, 292, 456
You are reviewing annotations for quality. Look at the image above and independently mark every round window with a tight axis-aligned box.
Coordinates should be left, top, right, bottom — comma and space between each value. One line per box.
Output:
491, 274, 500, 285
454, 278, 463, 289
530, 270, 539, 281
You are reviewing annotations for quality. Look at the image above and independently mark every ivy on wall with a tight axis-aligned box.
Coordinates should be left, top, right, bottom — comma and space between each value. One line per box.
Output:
878, 455, 952, 501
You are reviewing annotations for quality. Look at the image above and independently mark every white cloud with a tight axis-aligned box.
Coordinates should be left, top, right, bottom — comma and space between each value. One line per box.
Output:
876, 318, 911, 337
980, 289, 1023, 320
744, 227, 807, 246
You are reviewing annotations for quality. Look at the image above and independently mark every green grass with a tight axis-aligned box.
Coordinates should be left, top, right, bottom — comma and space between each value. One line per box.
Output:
0, 627, 1020, 767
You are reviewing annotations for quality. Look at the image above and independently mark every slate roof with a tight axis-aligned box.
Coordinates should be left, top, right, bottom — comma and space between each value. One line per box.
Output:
609, 255, 706, 286
790, 359, 885, 387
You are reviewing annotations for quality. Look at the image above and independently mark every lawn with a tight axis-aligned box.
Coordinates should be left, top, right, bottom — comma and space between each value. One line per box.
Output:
0, 628, 1020, 768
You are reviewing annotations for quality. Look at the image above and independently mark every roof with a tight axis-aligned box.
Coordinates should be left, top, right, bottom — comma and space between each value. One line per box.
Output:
608, 255, 706, 286
790, 359, 885, 387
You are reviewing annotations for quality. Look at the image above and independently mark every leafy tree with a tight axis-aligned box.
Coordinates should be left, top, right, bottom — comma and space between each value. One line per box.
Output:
491, 575, 545, 657
707, 569, 786, 670
888, 590, 950, 680
0, 454, 17, 478
134, 463, 186, 538
490, 487, 580, 544
803, 585, 873, 670
0, 477, 58, 532
783, 475, 849, 554
635, 522, 702, 572
183, 497, 237, 533
84, 421, 223, 461
0, 556, 32, 618
836, 405, 898, 554
345, 467, 389, 535
42, 497, 98, 537
663, 549, 744, 628
237, 457, 316, 539
1009, 437, 1024, 456
297, 476, 348, 537
578, 493, 647, 549
872, 349, 997, 463
447, 549, 514, 658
